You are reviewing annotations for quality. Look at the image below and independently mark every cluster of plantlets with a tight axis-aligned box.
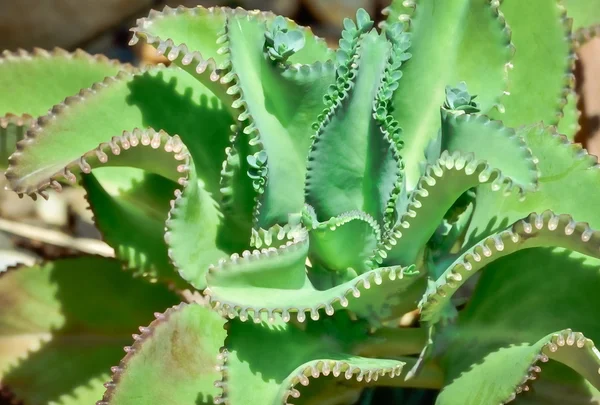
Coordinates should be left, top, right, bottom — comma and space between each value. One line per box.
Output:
1, 1, 600, 404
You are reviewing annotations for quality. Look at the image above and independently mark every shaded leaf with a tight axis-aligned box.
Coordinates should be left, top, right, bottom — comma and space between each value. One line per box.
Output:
0, 256, 179, 405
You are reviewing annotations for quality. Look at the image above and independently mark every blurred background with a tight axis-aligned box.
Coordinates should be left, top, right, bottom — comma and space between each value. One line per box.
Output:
0, 2, 598, 402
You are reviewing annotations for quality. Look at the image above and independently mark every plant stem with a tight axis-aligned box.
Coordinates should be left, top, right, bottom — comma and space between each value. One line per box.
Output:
374, 356, 444, 389
353, 326, 428, 358
350, 357, 444, 390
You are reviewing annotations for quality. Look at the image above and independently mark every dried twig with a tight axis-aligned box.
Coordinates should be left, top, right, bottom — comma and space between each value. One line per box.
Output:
0, 218, 114, 257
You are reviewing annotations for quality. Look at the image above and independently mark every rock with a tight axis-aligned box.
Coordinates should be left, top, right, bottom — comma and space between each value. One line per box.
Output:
302, 0, 375, 29
0, 0, 153, 51
0, 179, 35, 220
579, 38, 600, 156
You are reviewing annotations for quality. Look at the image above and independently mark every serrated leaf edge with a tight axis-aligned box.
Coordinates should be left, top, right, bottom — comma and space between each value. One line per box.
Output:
420, 210, 600, 323
213, 348, 404, 405
367, 147, 538, 267
280, 359, 404, 405
129, 6, 228, 85
96, 302, 188, 405
501, 329, 600, 404
573, 23, 600, 46
205, 238, 416, 324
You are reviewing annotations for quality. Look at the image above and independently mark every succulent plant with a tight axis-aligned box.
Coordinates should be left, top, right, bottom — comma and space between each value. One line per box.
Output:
1, 1, 600, 404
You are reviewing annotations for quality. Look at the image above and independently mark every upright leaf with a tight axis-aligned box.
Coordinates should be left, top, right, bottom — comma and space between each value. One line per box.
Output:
490, 0, 574, 127
386, 0, 512, 189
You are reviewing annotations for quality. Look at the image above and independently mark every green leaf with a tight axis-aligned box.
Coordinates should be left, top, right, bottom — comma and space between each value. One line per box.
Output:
443, 82, 480, 113
272, 30, 306, 60
0, 256, 179, 405
562, 0, 600, 41
557, 90, 581, 141
305, 30, 400, 226
6, 65, 232, 197
0, 115, 31, 170
219, 128, 255, 233
12, 119, 238, 290
388, 0, 512, 189
132, 6, 228, 67
221, 9, 336, 227
99, 302, 226, 405
421, 211, 600, 324
166, 152, 244, 290
490, 0, 574, 127
356, 8, 374, 32
130, 6, 334, 105
206, 225, 421, 325
216, 318, 404, 405
0, 48, 129, 117
3, 65, 248, 289
381, 0, 413, 28
440, 111, 538, 192
464, 124, 600, 249
373, 146, 536, 267
436, 248, 600, 404
305, 209, 381, 276
129, 6, 229, 101
83, 167, 183, 285
133, 6, 333, 66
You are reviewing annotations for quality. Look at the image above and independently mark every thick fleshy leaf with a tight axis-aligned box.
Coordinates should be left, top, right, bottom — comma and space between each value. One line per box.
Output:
0, 115, 31, 170
129, 6, 229, 102
12, 121, 234, 288
436, 248, 600, 404
99, 302, 226, 405
221, 9, 336, 227
6, 65, 232, 197
132, 6, 228, 67
166, 153, 243, 290
440, 112, 539, 185
215, 318, 404, 405
69, 127, 249, 290
219, 128, 255, 237
381, 0, 412, 28
0, 49, 128, 174
421, 211, 600, 324
371, 147, 536, 267
305, 28, 400, 226
130, 6, 333, 72
83, 167, 182, 284
556, 90, 581, 141
205, 225, 422, 325
304, 208, 381, 277
162, 126, 252, 290
4, 65, 247, 289
0, 48, 129, 117
131, 7, 336, 228
0, 256, 179, 405
464, 124, 600, 249
386, 0, 512, 189
563, 0, 600, 41
490, 0, 574, 127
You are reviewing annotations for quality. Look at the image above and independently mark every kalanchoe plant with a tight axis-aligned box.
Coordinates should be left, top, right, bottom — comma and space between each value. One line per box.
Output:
1, 1, 600, 404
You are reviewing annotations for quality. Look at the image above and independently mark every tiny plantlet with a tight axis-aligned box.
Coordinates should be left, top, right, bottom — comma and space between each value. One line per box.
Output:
1, 1, 600, 404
